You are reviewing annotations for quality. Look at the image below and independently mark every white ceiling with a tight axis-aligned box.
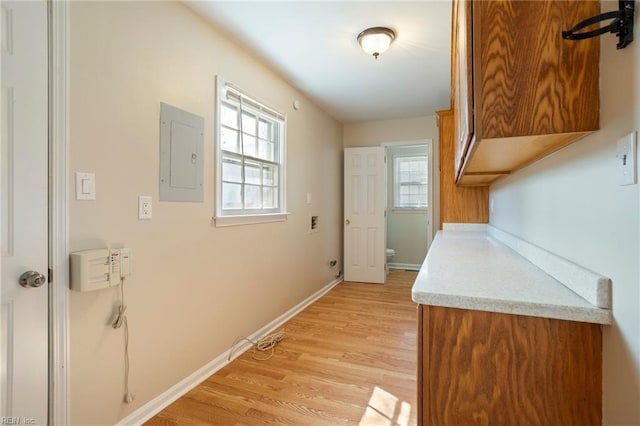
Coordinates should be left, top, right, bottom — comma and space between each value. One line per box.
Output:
185, 1, 452, 124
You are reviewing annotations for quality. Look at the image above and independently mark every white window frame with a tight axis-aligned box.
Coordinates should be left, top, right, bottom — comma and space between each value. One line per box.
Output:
393, 154, 428, 211
214, 76, 288, 227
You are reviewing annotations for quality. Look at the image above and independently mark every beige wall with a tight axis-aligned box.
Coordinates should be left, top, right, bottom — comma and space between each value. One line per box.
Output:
69, 2, 343, 424
386, 145, 430, 266
343, 115, 438, 148
344, 115, 441, 248
490, 2, 639, 424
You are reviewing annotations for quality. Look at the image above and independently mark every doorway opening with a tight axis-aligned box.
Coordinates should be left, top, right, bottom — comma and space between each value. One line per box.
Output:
384, 142, 433, 272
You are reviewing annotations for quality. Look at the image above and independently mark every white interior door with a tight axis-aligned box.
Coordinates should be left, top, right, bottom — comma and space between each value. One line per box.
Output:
1, 0, 49, 423
344, 147, 386, 284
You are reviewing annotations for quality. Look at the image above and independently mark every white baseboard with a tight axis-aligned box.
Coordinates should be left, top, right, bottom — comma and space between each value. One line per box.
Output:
116, 275, 344, 426
388, 262, 421, 271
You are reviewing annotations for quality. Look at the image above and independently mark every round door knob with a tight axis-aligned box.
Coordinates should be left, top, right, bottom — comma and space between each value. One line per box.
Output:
19, 271, 47, 288
345, 219, 350, 225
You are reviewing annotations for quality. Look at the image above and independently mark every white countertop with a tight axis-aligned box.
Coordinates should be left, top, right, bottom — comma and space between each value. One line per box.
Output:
411, 227, 612, 324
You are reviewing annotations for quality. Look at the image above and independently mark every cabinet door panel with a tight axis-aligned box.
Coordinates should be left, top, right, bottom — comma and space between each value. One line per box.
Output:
452, 0, 473, 178
476, 0, 599, 139
421, 306, 602, 425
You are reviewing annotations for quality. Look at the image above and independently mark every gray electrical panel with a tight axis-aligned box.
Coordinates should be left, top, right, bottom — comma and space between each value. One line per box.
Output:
159, 102, 204, 202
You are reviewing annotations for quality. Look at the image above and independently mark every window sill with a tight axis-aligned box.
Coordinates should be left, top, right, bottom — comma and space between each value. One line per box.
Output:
214, 212, 290, 227
391, 208, 429, 214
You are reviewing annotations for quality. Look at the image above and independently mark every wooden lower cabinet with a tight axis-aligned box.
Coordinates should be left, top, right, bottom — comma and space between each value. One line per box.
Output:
417, 305, 602, 425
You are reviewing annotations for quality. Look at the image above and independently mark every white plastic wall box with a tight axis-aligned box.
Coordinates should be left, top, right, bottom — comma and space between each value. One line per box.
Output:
159, 102, 205, 202
70, 249, 110, 292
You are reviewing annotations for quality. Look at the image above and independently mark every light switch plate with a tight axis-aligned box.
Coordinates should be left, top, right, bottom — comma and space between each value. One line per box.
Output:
75, 172, 96, 200
138, 196, 152, 220
616, 131, 637, 186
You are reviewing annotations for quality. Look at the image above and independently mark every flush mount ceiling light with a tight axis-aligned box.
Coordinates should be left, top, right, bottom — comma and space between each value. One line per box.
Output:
357, 27, 396, 59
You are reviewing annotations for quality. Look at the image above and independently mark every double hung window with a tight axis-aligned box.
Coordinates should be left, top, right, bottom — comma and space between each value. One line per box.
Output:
394, 155, 428, 210
215, 78, 287, 226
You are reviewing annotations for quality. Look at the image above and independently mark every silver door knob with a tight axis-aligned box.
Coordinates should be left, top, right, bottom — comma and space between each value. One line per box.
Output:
19, 271, 47, 288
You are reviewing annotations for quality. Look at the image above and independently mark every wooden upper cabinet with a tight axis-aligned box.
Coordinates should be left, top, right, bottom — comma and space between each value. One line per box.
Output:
452, 0, 600, 186
452, 0, 473, 176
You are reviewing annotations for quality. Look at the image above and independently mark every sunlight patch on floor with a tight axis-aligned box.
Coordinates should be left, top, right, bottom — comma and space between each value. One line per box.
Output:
359, 386, 413, 426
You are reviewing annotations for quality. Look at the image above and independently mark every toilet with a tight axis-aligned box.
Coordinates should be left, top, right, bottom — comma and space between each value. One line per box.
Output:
386, 248, 395, 261
386, 249, 396, 277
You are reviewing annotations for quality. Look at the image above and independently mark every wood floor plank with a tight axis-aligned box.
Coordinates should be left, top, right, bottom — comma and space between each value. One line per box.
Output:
146, 270, 418, 425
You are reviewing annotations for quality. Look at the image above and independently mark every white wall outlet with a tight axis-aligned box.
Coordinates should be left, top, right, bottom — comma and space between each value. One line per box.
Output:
75, 172, 96, 200
616, 131, 637, 186
138, 196, 152, 219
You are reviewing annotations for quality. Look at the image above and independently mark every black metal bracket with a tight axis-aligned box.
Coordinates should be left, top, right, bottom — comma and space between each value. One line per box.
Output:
562, 0, 634, 49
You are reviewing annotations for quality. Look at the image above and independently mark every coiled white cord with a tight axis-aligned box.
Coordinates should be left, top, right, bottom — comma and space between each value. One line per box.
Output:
228, 330, 285, 361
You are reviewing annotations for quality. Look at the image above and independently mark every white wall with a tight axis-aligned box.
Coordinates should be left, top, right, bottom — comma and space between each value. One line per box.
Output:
68, 2, 343, 424
386, 145, 430, 266
490, 2, 639, 423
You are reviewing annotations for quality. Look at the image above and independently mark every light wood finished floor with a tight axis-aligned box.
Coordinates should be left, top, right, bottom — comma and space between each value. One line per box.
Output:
146, 269, 418, 426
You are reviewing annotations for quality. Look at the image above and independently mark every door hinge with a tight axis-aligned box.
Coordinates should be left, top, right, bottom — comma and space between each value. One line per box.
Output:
48, 268, 53, 283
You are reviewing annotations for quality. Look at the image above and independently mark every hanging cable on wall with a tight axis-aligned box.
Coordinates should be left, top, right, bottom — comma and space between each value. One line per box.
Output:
112, 277, 134, 403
